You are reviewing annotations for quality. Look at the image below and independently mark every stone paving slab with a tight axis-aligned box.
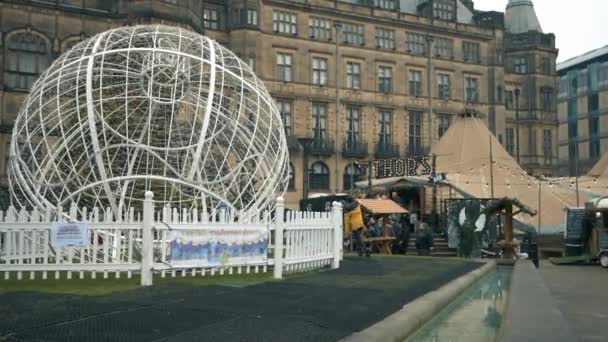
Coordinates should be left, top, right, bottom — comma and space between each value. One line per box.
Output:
0, 256, 481, 342
540, 261, 608, 342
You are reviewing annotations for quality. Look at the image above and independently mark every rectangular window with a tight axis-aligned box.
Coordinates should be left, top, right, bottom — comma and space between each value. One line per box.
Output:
312, 57, 328, 86
463, 41, 480, 62
543, 130, 553, 165
346, 105, 361, 147
276, 53, 293, 82
588, 93, 599, 113
378, 66, 393, 93
248, 57, 255, 71
558, 76, 569, 98
465, 77, 479, 103
496, 86, 503, 104
378, 108, 393, 146
505, 90, 514, 109
203, 8, 219, 30
433, 0, 454, 20
513, 56, 528, 74
541, 57, 551, 75
375, 28, 395, 49
600, 62, 608, 86
409, 111, 423, 155
231, 8, 243, 26
374, 0, 397, 10
276, 99, 292, 137
589, 115, 600, 159
273, 10, 297, 34
589, 63, 599, 92
408, 70, 422, 97
578, 69, 589, 94
540, 87, 554, 112
312, 102, 328, 140
590, 140, 601, 160
342, 22, 365, 45
346, 62, 361, 90
407, 32, 426, 55
568, 121, 578, 139
247, 9, 258, 25
438, 113, 452, 138
568, 75, 578, 98
437, 73, 450, 100
309, 17, 332, 40
506, 128, 515, 155
434, 37, 453, 58
530, 129, 537, 156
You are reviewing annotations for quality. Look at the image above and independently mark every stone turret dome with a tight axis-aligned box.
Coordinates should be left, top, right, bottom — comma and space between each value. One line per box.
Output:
505, 0, 543, 33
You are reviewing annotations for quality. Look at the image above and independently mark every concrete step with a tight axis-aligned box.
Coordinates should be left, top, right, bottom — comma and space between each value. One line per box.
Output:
405, 252, 458, 257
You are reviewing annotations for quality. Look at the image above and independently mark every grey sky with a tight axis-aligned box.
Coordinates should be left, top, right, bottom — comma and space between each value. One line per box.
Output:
474, 0, 608, 63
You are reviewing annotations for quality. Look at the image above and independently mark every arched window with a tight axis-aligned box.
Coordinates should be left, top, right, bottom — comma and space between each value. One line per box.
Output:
5, 32, 50, 90
309, 161, 329, 190
343, 163, 362, 191
288, 163, 295, 191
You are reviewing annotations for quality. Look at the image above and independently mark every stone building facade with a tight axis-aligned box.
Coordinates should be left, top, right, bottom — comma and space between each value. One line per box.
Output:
557, 45, 608, 176
0, 0, 558, 209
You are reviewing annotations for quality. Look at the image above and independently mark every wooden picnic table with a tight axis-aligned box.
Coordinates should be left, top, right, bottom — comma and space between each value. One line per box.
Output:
364, 236, 395, 255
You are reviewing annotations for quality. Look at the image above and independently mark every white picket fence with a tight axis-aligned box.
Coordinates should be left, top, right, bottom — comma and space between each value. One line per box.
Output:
0, 194, 343, 285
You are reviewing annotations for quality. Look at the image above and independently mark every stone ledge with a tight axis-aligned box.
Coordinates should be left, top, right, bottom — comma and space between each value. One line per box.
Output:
499, 260, 577, 342
341, 260, 496, 342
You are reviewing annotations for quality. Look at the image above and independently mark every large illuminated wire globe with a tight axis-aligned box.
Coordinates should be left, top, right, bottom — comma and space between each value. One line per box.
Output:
9, 25, 288, 215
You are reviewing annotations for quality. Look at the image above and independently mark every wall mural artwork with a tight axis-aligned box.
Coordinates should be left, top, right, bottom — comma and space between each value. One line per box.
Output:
444, 199, 501, 257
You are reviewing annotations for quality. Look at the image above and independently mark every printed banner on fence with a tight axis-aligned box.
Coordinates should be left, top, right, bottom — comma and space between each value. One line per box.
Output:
168, 226, 269, 267
50, 222, 88, 247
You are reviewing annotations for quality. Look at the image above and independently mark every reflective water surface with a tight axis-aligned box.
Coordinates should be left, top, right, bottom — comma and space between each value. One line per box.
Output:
406, 267, 512, 342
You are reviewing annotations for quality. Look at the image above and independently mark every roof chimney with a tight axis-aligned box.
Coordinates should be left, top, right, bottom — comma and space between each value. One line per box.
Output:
505, 0, 543, 34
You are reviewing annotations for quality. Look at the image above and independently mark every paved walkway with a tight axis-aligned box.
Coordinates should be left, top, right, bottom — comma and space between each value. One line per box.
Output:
0, 257, 480, 342
540, 261, 608, 342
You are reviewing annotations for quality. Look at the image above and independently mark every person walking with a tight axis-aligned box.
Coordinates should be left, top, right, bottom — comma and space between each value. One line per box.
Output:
343, 197, 369, 257
415, 220, 434, 256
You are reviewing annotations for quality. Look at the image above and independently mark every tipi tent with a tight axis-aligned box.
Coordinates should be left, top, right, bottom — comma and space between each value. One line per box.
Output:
572, 153, 608, 197
431, 116, 586, 233
588, 153, 608, 178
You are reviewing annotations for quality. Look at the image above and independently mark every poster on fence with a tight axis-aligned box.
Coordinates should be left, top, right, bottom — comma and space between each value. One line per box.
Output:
50, 222, 89, 247
168, 226, 269, 267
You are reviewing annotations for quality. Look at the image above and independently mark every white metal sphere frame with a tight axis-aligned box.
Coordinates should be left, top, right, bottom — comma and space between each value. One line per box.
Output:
9, 25, 289, 215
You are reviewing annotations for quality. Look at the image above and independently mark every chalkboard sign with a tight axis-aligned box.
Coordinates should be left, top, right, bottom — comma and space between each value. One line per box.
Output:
565, 208, 585, 246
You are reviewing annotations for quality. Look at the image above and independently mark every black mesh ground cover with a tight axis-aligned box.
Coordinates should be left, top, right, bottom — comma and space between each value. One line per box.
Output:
0, 257, 481, 342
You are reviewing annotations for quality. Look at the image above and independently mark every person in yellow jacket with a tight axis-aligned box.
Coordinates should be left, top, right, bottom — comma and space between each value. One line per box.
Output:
343, 197, 369, 257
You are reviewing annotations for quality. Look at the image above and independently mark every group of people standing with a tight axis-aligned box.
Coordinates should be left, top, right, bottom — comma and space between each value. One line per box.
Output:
343, 197, 434, 257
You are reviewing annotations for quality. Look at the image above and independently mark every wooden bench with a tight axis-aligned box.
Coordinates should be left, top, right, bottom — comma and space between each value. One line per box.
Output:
363, 237, 395, 255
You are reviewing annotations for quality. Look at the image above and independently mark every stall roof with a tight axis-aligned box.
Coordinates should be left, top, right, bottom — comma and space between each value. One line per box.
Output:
356, 199, 408, 214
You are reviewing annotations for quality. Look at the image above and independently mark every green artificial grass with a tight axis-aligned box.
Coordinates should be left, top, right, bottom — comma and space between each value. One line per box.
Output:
0, 270, 273, 296
0, 255, 473, 296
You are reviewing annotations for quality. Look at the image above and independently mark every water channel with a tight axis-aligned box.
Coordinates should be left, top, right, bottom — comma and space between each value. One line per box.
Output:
406, 267, 512, 342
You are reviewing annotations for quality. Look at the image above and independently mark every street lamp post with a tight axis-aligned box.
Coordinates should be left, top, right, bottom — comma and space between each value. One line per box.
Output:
515, 87, 521, 165
334, 21, 342, 194
350, 160, 356, 193
575, 143, 580, 207
426, 35, 434, 151
298, 137, 313, 201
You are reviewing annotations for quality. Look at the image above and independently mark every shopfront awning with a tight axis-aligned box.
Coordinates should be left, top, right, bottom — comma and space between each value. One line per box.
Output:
356, 199, 408, 214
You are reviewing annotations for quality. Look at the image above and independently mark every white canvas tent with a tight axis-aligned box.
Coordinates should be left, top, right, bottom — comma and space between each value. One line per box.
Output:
431, 116, 588, 233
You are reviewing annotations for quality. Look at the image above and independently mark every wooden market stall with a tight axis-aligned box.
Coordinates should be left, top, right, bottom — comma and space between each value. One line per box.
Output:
356, 199, 408, 255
